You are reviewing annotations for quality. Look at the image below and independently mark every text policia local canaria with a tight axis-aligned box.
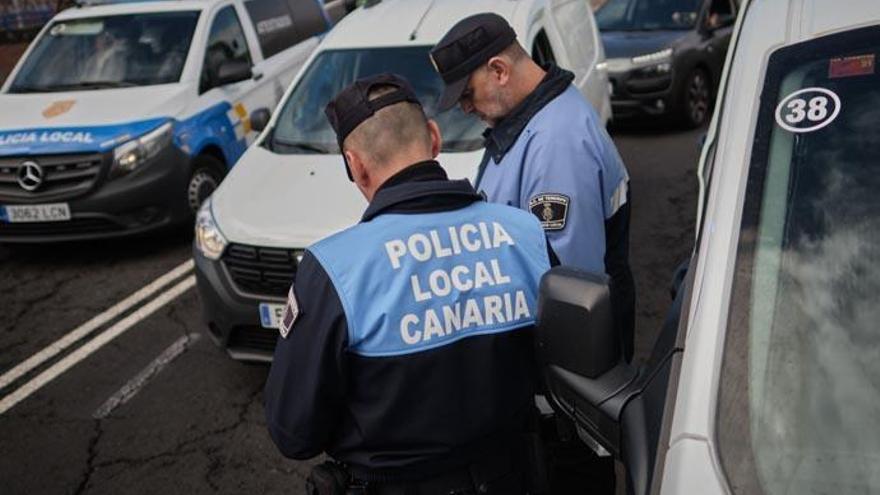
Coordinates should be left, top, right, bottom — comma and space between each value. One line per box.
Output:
384, 221, 531, 346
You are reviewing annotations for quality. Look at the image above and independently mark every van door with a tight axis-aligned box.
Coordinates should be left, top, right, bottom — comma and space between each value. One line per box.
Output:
241, 0, 328, 104
199, 3, 275, 161
545, 0, 610, 123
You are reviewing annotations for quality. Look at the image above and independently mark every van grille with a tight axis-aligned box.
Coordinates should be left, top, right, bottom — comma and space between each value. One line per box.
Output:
0, 153, 105, 202
222, 243, 301, 298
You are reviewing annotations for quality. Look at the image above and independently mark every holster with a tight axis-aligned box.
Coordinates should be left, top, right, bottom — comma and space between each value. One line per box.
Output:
305, 461, 350, 495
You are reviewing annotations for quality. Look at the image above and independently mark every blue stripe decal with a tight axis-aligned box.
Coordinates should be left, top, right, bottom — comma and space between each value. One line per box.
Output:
0, 100, 248, 169
0, 118, 169, 156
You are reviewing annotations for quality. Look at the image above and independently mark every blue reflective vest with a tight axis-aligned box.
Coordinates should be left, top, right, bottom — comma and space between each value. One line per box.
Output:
309, 201, 551, 357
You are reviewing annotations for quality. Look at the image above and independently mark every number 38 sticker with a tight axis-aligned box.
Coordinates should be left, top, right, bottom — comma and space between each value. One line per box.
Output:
775, 87, 841, 133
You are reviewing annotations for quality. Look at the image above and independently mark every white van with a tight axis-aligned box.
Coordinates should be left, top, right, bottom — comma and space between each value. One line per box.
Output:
537, 0, 880, 493
0, 0, 329, 241
193, 0, 611, 361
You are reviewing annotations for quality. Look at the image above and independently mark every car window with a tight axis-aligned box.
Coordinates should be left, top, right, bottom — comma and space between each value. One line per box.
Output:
8, 12, 200, 92
270, 47, 485, 154
717, 26, 880, 495
531, 31, 556, 67
201, 6, 253, 92
595, 0, 702, 31
243, 0, 327, 59
706, 0, 735, 30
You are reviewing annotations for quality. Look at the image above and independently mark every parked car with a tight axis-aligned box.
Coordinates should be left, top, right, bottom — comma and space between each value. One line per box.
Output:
194, 0, 611, 361
597, 0, 738, 127
0, 0, 329, 241
537, 0, 880, 493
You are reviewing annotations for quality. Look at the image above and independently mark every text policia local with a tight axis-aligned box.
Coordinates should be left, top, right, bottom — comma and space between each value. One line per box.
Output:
384, 221, 532, 346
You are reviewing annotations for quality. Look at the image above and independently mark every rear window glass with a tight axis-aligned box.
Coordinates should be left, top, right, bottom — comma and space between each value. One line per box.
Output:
717, 26, 880, 495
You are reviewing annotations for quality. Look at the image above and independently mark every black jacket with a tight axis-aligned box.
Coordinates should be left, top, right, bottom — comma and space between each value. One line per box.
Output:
264, 161, 555, 481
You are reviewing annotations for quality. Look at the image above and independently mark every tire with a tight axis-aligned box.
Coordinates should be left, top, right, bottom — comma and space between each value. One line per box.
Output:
679, 67, 711, 128
186, 155, 225, 214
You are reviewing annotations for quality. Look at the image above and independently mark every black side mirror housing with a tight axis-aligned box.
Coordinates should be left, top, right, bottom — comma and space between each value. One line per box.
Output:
536, 267, 637, 456
215, 60, 252, 87
250, 108, 271, 133
537, 268, 619, 378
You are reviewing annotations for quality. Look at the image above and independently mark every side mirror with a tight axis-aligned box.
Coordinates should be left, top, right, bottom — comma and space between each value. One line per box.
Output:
537, 268, 619, 378
536, 267, 637, 456
215, 60, 252, 87
250, 108, 271, 133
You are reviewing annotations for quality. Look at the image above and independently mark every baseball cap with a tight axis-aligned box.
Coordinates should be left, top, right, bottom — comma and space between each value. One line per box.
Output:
430, 13, 517, 112
324, 73, 421, 180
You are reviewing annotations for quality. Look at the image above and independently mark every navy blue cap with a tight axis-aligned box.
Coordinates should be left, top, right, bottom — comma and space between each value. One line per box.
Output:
430, 13, 517, 111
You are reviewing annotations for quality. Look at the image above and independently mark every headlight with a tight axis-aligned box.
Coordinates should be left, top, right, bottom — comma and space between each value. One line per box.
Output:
111, 122, 173, 177
631, 48, 673, 66
195, 199, 227, 260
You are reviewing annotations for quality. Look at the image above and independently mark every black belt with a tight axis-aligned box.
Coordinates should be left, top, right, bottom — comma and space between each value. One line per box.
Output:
353, 451, 521, 495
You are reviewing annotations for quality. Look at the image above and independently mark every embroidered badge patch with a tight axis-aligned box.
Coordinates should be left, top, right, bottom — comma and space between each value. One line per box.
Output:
529, 193, 570, 231
279, 286, 299, 339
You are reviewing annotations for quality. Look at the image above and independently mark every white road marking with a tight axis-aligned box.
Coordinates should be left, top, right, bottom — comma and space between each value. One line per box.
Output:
0, 276, 196, 416
0, 260, 194, 392
93, 333, 201, 419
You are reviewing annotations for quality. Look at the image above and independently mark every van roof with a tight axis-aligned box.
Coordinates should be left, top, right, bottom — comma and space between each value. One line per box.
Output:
57, 0, 219, 20
320, 0, 524, 50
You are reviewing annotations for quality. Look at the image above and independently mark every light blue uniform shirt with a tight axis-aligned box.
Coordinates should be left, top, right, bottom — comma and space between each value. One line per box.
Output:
476, 83, 629, 275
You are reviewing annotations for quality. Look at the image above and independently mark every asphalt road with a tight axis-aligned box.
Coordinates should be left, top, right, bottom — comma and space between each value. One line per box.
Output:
0, 125, 701, 494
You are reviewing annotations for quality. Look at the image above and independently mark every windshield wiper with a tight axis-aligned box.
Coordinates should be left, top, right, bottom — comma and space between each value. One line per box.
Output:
35, 80, 138, 91
272, 138, 334, 154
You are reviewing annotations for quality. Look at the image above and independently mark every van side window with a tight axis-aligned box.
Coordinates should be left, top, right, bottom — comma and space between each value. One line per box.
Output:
532, 30, 556, 66
706, 0, 735, 29
244, 0, 328, 59
201, 6, 253, 92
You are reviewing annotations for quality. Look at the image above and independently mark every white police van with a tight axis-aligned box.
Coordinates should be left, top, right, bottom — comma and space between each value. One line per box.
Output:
536, 0, 880, 493
0, 0, 330, 241
193, 0, 611, 361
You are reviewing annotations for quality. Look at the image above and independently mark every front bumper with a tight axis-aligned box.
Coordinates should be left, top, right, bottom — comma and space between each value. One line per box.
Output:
609, 70, 677, 120
194, 244, 294, 362
0, 145, 193, 243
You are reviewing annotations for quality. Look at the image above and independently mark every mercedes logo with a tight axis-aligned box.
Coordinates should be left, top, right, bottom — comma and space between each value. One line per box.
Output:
17, 161, 44, 192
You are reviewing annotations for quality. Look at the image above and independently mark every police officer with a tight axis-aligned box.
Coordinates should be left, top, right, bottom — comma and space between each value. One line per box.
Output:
264, 73, 553, 494
430, 14, 636, 363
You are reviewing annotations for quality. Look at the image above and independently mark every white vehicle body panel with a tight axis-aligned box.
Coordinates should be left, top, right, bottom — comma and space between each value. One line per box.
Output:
661, 0, 880, 492
213, 148, 482, 248
214, 0, 611, 249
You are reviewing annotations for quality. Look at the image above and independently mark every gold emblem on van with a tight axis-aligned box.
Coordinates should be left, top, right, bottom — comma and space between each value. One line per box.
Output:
42, 100, 76, 119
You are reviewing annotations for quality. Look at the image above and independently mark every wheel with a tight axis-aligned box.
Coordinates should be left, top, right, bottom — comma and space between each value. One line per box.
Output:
679, 67, 711, 128
186, 155, 225, 214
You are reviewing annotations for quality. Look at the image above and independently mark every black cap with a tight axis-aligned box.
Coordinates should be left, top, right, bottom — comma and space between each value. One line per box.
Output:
430, 13, 517, 112
324, 73, 421, 180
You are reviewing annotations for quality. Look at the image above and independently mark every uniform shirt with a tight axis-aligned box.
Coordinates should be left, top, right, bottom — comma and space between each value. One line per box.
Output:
264, 161, 552, 481
477, 65, 636, 360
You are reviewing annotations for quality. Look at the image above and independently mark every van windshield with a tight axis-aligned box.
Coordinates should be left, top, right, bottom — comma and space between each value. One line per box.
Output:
717, 26, 880, 494
8, 12, 200, 93
596, 0, 701, 31
270, 47, 485, 154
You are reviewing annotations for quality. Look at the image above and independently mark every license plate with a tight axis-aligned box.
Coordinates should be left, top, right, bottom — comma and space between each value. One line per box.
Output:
0, 203, 71, 223
259, 303, 286, 329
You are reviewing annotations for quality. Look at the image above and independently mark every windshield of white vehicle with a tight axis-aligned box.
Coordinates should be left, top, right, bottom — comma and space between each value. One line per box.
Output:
717, 26, 880, 494
596, 0, 701, 31
8, 12, 200, 93
269, 47, 484, 154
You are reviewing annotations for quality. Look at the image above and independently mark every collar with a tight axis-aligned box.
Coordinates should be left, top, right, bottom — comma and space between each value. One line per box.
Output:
482, 64, 575, 163
362, 160, 483, 222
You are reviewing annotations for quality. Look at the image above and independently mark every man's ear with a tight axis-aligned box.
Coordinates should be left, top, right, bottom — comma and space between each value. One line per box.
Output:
345, 148, 368, 184
427, 119, 442, 158
486, 56, 511, 86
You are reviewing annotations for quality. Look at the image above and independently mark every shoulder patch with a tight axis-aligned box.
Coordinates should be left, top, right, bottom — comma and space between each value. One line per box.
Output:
529, 193, 570, 231
279, 286, 299, 339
